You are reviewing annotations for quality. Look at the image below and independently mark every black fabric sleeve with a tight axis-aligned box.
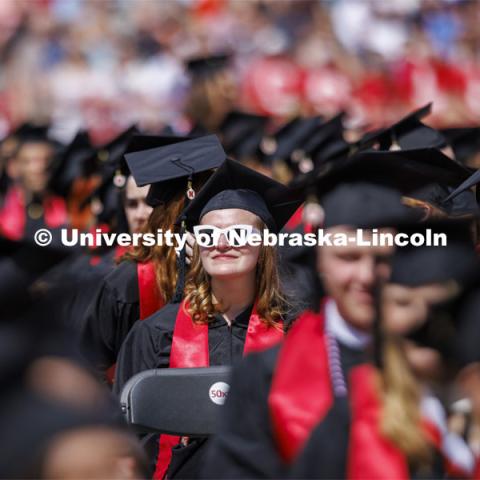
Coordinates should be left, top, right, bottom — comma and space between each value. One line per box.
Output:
287, 398, 350, 479
80, 262, 140, 378
112, 302, 180, 396
201, 346, 286, 479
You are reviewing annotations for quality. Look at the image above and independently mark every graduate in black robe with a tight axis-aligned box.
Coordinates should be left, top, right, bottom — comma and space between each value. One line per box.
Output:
114, 158, 302, 478
0, 232, 150, 479
81, 135, 226, 377
39, 132, 153, 337
201, 132, 474, 477
200, 176, 410, 479
0, 126, 69, 240
203, 217, 479, 479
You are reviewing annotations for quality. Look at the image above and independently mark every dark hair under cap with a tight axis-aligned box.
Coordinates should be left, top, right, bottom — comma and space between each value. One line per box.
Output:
199, 189, 275, 231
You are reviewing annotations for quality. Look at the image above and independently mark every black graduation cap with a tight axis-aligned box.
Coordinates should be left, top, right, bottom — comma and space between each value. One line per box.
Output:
125, 134, 226, 207
265, 116, 324, 166
180, 158, 303, 233
379, 219, 479, 359
81, 126, 138, 178
322, 182, 414, 229
48, 130, 94, 197
414, 182, 479, 217
293, 120, 384, 174
80, 134, 194, 228
296, 147, 470, 198
9, 123, 67, 159
441, 168, 480, 205
186, 53, 231, 79
389, 220, 477, 287
11, 123, 51, 143
369, 103, 447, 151
441, 127, 480, 164
259, 117, 300, 157
115, 134, 197, 189
292, 113, 347, 172
294, 148, 474, 227
220, 111, 269, 161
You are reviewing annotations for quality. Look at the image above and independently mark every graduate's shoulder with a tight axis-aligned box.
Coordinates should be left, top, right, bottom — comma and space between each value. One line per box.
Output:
102, 259, 139, 303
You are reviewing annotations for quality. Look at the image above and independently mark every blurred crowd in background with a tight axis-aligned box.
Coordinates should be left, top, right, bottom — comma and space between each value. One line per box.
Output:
0, 0, 480, 145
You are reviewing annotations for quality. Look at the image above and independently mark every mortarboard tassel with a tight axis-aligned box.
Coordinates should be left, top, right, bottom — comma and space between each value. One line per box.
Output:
390, 131, 402, 151
172, 170, 195, 303
303, 190, 324, 226
113, 168, 126, 188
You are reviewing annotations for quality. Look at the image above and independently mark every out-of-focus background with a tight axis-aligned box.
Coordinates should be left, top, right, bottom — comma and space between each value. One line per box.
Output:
1, 0, 479, 143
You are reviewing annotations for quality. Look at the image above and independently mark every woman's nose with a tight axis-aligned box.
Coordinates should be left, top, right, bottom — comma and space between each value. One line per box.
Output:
216, 233, 230, 250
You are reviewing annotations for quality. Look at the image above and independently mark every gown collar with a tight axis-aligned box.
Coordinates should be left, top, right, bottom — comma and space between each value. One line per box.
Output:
325, 298, 371, 350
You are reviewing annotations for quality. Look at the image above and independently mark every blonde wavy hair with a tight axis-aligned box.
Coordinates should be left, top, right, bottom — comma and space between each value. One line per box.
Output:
402, 196, 450, 221
379, 335, 433, 469
120, 172, 212, 303
183, 219, 287, 328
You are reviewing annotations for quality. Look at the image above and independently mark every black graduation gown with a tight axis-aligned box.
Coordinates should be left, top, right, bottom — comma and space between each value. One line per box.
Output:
201, 339, 366, 479
81, 260, 140, 376
79, 244, 308, 380
288, 401, 445, 480
114, 302, 254, 479
278, 224, 320, 314
203, 344, 447, 480
39, 248, 118, 335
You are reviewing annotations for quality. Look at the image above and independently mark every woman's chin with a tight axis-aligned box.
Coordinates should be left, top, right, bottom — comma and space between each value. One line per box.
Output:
208, 265, 254, 279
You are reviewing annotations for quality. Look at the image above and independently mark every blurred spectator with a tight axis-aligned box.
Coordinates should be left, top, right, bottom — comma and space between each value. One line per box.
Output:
0, 0, 479, 141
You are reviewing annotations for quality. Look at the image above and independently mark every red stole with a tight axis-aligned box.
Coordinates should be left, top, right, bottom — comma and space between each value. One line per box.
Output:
347, 364, 410, 479
269, 325, 450, 479
285, 205, 304, 231
269, 308, 333, 463
106, 260, 164, 383
474, 460, 480, 480
137, 261, 164, 320
153, 299, 284, 479
283, 205, 313, 234
0, 186, 67, 240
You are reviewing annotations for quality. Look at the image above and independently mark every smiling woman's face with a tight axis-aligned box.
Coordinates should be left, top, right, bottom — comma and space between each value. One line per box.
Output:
199, 209, 262, 279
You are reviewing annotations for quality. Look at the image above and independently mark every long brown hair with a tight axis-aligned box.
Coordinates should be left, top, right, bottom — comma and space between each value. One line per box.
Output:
121, 172, 212, 303
184, 71, 237, 132
183, 221, 287, 327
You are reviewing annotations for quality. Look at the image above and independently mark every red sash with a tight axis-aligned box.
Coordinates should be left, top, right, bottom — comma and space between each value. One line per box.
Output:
153, 299, 284, 479
347, 365, 472, 479
268, 307, 332, 463
285, 205, 304, 231
347, 364, 410, 479
0, 186, 67, 239
106, 260, 164, 383
284, 205, 313, 234
271, 336, 463, 479
474, 460, 480, 480
138, 261, 164, 320
44, 195, 68, 228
